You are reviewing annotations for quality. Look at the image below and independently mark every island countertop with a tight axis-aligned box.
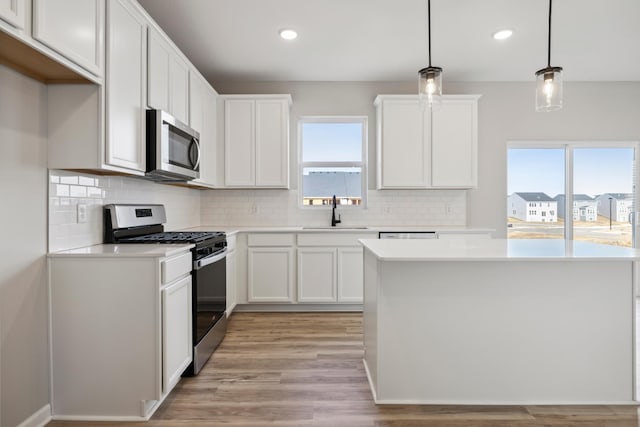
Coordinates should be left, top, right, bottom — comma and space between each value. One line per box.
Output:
360, 238, 640, 261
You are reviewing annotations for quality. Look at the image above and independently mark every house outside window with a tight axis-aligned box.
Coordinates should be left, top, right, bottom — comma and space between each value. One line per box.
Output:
299, 117, 367, 207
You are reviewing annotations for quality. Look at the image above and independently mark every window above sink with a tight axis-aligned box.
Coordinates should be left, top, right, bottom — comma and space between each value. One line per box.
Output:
298, 116, 367, 209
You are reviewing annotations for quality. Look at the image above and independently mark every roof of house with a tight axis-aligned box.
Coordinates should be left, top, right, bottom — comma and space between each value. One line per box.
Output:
598, 193, 634, 200
512, 192, 555, 202
302, 171, 361, 198
554, 194, 594, 201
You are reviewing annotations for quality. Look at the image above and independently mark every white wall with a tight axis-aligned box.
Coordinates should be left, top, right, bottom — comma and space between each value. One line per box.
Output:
0, 66, 50, 427
214, 81, 640, 235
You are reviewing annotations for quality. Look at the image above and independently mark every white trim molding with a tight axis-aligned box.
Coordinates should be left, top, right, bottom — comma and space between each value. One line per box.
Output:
16, 404, 51, 427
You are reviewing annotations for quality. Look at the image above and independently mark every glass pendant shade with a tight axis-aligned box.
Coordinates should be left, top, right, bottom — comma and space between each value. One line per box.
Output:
418, 66, 442, 106
535, 66, 563, 112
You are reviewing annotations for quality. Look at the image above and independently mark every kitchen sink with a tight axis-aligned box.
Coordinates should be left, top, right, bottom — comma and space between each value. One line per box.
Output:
302, 226, 369, 230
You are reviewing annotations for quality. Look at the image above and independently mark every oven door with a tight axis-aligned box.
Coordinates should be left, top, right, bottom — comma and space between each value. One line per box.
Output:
193, 249, 227, 344
188, 248, 227, 375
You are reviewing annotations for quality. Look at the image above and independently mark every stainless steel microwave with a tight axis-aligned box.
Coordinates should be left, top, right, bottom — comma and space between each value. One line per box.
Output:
146, 109, 200, 181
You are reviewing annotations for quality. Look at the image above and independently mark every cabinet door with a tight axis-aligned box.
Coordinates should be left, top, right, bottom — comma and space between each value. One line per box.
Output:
0, 0, 25, 29
226, 249, 237, 314
225, 99, 255, 186
105, 0, 146, 172
169, 54, 189, 124
147, 27, 170, 112
297, 248, 336, 303
189, 73, 217, 186
255, 99, 289, 187
378, 99, 429, 188
431, 98, 478, 188
33, 0, 104, 76
162, 275, 192, 395
337, 247, 364, 303
247, 247, 294, 302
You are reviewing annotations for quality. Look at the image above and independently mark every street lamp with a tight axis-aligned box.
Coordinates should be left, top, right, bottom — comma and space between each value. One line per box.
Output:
609, 197, 613, 230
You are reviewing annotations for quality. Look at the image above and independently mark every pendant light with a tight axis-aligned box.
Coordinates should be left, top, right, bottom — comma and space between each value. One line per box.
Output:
535, 0, 563, 112
418, 0, 442, 107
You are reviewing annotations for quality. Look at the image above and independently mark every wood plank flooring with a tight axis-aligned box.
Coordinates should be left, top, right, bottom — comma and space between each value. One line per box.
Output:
47, 312, 640, 427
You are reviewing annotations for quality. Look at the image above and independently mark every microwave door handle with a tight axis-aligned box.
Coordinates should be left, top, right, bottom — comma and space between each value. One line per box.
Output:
189, 138, 201, 170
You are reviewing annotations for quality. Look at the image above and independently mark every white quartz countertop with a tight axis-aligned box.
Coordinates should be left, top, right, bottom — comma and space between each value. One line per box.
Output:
48, 243, 194, 258
180, 225, 493, 235
360, 238, 640, 261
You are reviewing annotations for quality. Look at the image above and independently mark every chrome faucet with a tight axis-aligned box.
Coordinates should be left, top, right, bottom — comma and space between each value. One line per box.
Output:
331, 195, 341, 227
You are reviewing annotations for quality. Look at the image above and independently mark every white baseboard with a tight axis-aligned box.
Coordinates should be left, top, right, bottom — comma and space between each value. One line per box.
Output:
233, 303, 363, 312
17, 404, 51, 427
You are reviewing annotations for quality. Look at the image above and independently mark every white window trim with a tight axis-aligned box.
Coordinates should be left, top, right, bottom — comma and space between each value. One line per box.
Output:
507, 140, 640, 244
298, 116, 368, 209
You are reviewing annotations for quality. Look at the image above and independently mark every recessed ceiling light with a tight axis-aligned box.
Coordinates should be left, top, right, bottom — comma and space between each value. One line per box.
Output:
279, 29, 298, 40
492, 29, 513, 40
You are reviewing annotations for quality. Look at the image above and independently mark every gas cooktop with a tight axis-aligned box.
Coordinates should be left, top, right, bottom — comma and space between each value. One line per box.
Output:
118, 231, 225, 244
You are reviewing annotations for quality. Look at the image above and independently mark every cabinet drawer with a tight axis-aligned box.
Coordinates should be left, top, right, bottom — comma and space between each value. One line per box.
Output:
247, 233, 295, 247
297, 233, 377, 247
162, 251, 192, 284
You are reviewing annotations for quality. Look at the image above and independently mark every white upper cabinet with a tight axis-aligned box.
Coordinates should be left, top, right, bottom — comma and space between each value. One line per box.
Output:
255, 99, 289, 186
105, 0, 147, 172
431, 98, 478, 187
375, 95, 479, 189
189, 71, 217, 187
0, 0, 25, 29
224, 95, 291, 188
376, 98, 429, 188
147, 26, 189, 123
32, 0, 104, 77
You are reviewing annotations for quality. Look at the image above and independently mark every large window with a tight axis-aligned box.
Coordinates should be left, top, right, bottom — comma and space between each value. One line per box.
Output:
299, 117, 367, 207
507, 143, 637, 247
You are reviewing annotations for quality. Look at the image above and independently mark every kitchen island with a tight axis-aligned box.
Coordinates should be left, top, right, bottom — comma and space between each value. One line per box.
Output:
361, 238, 640, 405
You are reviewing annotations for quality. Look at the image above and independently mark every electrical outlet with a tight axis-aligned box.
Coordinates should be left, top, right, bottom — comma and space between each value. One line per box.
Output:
445, 203, 453, 215
77, 204, 88, 223
383, 207, 392, 214
249, 204, 258, 215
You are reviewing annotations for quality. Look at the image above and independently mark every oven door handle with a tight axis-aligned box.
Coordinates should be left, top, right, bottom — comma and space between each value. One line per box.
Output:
194, 249, 227, 270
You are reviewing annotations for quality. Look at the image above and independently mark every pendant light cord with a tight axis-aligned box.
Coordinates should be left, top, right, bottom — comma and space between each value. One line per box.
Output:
428, 0, 432, 67
547, 0, 552, 67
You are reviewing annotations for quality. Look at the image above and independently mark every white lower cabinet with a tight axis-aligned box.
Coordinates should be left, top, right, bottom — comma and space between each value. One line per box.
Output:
247, 247, 295, 302
162, 275, 192, 394
48, 249, 193, 420
297, 247, 337, 302
337, 247, 365, 303
296, 233, 376, 304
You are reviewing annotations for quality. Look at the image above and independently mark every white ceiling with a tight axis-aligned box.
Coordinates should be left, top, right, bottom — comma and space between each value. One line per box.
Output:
137, 0, 640, 85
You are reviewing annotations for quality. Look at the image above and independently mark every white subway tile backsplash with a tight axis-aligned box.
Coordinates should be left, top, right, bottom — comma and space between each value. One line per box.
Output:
200, 189, 466, 227
78, 176, 94, 186
59, 175, 78, 185
69, 185, 87, 198
48, 170, 201, 252
56, 184, 69, 197
49, 171, 468, 252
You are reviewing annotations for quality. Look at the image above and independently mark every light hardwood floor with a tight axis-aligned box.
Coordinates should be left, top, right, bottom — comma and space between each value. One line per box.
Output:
48, 312, 640, 427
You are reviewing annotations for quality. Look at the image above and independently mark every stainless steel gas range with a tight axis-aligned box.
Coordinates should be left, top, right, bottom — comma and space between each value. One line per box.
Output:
104, 204, 226, 375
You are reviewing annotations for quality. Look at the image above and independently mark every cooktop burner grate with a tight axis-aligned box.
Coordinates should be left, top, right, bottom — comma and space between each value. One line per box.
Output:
119, 231, 225, 244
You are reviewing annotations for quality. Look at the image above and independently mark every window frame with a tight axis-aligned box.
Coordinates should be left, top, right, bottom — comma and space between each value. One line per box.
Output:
298, 116, 368, 209
507, 140, 640, 243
